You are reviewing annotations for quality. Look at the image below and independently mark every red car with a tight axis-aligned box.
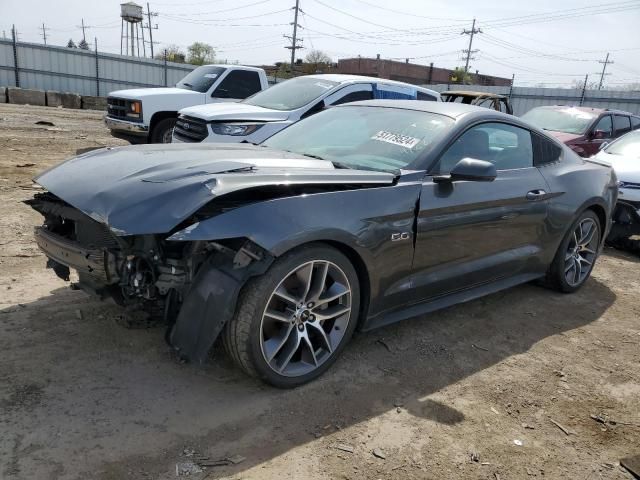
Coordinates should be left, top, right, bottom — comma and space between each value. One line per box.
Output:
521, 106, 640, 157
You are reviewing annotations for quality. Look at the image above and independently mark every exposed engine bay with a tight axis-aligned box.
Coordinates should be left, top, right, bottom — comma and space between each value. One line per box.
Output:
26, 191, 269, 337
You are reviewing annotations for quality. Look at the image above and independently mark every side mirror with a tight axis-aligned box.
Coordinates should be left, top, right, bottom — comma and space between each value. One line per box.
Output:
592, 129, 608, 140
433, 158, 497, 183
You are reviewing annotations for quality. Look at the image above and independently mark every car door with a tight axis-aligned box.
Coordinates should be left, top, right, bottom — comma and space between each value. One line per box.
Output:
613, 114, 632, 139
579, 115, 613, 156
410, 121, 550, 300
207, 70, 262, 103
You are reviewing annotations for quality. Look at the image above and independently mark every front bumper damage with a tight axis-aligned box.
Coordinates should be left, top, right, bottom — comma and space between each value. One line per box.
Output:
607, 199, 640, 245
27, 192, 274, 363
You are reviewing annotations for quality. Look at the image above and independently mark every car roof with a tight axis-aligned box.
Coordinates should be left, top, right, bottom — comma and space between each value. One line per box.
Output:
202, 64, 265, 72
339, 99, 511, 119
301, 74, 439, 95
441, 90, 507, 99
528, 105, 636, 116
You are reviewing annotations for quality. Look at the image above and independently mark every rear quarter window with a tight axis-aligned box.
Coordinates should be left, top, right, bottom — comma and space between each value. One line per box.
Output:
532, 133, 562, 166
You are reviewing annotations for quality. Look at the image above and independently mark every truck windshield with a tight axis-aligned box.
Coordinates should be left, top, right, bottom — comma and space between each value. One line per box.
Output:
176, 66, 227, 93
521, 107, 596, 135
263, 105, 453, 173
244, 77, 339, 111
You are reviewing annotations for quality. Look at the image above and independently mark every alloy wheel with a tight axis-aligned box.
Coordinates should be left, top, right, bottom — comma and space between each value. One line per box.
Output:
260, 260, 352, 377
162, 128, 173, 143
564, 218, 599, 287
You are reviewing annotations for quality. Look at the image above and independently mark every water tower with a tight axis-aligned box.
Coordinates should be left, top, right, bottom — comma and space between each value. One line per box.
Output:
120, 2, 146, 57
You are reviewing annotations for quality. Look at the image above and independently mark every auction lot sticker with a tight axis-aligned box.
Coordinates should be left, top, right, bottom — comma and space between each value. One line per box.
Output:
371, 130, 420, 149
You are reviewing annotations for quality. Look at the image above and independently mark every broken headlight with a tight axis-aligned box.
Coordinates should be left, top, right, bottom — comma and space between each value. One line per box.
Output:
211, 123, 264, 136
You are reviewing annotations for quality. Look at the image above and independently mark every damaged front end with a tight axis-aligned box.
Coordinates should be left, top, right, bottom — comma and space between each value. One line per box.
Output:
27, 191, 272, 362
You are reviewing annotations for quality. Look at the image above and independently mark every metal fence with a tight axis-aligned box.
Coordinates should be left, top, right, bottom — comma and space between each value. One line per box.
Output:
426, 84, 640, 116
0, 38, 196, 96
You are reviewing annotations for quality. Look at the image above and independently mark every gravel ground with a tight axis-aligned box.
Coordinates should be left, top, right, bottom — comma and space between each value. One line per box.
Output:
0, 103, 639, 480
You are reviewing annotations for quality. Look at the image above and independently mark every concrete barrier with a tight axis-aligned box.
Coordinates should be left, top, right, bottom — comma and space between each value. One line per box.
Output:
0, 87, 6, 103
46, 91, 82, 109
81, 95, 108, 111
7, 87, 47, 106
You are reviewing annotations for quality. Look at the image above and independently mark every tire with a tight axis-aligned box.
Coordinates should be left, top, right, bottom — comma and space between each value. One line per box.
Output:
545, 210, 601, 293
150, 117, 176, 144
223, 244, 360, 388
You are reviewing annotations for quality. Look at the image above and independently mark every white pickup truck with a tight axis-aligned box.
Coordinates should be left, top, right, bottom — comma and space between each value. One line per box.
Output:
104, 64, 269, 143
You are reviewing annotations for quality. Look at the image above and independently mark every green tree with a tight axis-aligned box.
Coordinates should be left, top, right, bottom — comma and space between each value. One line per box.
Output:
78, 39, 89, 50
67, 39, 76, 48
450, 67, 472, 85
155, 44, 186, 63
187, 42, 215, 65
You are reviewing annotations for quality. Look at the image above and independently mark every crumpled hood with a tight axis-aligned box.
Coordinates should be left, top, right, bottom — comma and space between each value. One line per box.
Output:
34, 144, 394, 236
545, 130, 582, 144
109, 87, 203, 101
179, 102, 290, 122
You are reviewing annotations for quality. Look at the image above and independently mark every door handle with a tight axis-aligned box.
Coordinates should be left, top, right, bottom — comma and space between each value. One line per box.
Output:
526, 189, 547, 200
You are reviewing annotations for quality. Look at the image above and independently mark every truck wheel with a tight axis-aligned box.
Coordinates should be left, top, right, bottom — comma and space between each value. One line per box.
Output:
150, 118, 176, 143
222, 244, 360, 388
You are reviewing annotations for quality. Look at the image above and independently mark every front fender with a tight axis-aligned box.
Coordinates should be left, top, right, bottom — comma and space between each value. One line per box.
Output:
168, 185, 417, 260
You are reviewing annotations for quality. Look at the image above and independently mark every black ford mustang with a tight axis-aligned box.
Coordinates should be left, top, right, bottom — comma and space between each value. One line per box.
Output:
29, 101, 617, 387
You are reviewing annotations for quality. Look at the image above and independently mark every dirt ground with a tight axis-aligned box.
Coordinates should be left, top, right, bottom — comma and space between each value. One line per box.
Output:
0, 103, 638, 480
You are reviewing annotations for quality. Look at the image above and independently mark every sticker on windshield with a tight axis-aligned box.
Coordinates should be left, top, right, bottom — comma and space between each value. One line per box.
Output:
315, 82, 334, 89
204, 73, 219, 79
371, 130, 420, 149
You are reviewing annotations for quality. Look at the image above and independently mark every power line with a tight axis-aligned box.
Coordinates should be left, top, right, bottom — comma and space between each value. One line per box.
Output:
597, 53, 614, 90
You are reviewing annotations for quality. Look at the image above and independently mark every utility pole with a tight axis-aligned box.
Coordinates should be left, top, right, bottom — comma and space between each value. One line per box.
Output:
597, 53, 613, 90
146, 2, 158, 58
80, 18, 87, 42
461, 18, 481, 74
285, 0, 303, 74
579, 74, 589, 105
40, 23, 49, 45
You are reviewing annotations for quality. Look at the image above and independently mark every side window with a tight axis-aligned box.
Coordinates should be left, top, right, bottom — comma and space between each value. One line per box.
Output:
436, 122, 533, 174
417, 91, 437, 101
632, 116, 640, 130
593, 115, 612, 137
532, 133, 562, 166
614, 115, 632, 137
330, 88, 374, 106
212, 70, 262, 99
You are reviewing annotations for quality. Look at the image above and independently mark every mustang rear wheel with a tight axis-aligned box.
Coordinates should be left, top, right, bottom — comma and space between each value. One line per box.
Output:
547, 210, 601, 293
223, 244, 360, 388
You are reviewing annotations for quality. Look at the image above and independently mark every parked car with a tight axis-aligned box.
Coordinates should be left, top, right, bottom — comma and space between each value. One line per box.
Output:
521, 106, 640, 157
105, 65, 269, 144
172, 74, 441, 144
29, 101, 616, 387
591, 130, 640, 245
440, 90, 513, 114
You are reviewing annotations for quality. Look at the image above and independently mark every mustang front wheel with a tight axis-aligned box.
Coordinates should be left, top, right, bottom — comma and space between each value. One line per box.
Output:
223, 244, 360, 388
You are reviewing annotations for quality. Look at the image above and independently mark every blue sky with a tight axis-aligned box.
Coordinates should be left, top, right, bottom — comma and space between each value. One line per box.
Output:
2, 0, 639, 87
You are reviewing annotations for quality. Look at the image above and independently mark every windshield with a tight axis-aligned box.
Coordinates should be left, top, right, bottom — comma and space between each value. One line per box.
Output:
263, 105, 454, 173
605, 130, 640, 157
176, 66, 227, 93
521, 107, 596, 135
244, 77, 339, 111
